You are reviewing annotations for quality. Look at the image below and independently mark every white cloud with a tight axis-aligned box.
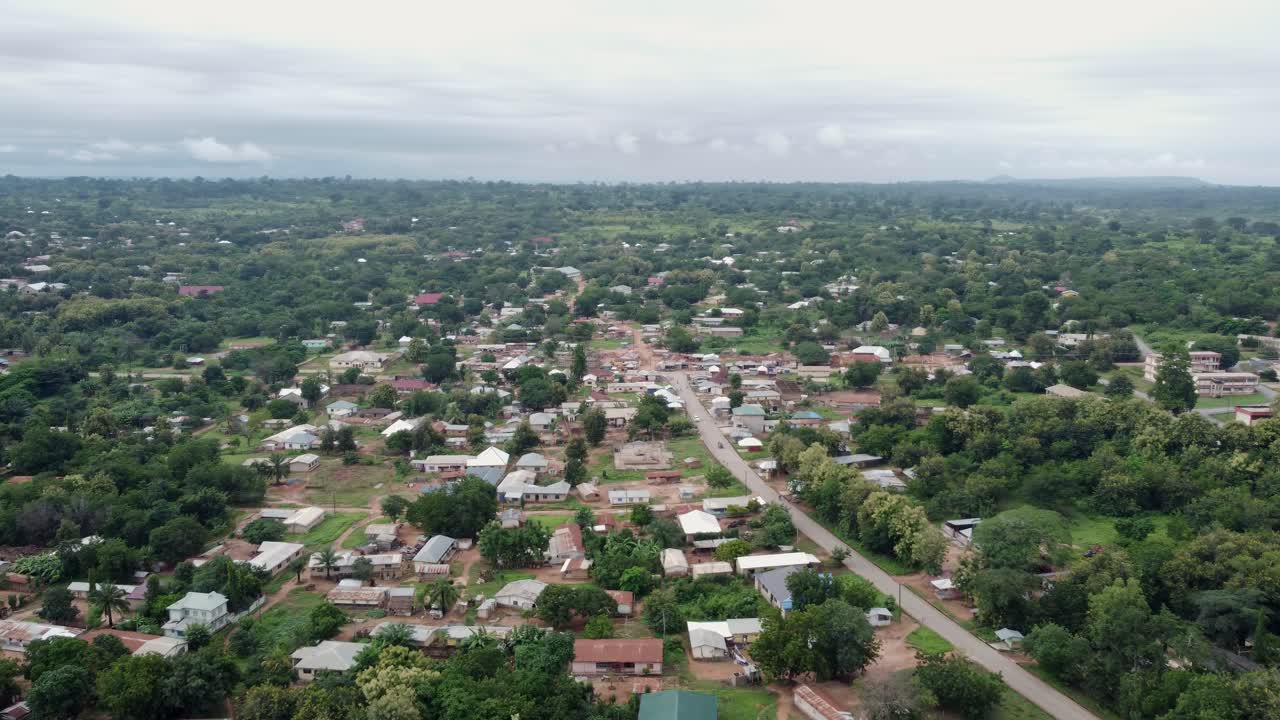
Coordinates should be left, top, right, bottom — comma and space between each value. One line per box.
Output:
998, 160, 1013, 169
816, 124, 848, 148
756, 130, 791, 157
613, 131, 639, 155
181, 136, 273, 163
708, 138, 729, 153
48, 148, 118, 162
656, 128, 695, 145
90, 138, 135, 152
0, 144, 16, 153
1149, 152, 1205, 169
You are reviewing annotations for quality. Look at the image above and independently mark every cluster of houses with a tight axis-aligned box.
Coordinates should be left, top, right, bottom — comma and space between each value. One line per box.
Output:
1143, 351, 1260, 397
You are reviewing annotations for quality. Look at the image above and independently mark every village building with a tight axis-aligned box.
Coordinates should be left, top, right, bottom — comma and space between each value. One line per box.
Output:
571, 639, 664, 676
661, 548, 690, 576
329, 350, 393, 371
754, 566, 800, 616
495, 579, 547, 610
413, 536, 457, 574
292, 640, 364, 680
247, 541, 306, 574
326, 580, 388, 608
162, 592, 231, 638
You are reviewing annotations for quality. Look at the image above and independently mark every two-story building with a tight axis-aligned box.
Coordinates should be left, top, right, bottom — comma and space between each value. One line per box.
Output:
162, 592, 231, 638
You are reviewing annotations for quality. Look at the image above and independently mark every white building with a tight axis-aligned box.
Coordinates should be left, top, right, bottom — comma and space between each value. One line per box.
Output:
292, 640, 364, 681
162, 592, 231, 638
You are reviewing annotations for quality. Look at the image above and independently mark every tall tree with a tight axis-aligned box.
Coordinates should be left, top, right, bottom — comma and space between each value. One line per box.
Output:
1153, 352, 1197, 414
89, 582, 130, 627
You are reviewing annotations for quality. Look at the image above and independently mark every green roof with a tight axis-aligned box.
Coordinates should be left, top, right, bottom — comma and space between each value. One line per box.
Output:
639, 690, 718, 720
732, 404, 765, 416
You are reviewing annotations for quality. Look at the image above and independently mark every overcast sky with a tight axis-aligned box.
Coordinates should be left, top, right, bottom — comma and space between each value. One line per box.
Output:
1, 0, 1277, 184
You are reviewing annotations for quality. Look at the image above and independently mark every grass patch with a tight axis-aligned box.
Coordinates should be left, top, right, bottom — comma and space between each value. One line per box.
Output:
529, 514, 574, 531
1195, 392, 1270, 408
464, 564, 536, 600
906, 626, 953, 656
296, 512, 365, 550
683, 681, 777, 720
667, 437, 716, 479
991, 683, 1056, 720
1024, 665, 1124, 720
305, 462, 398, 506
243, 587, 326, 657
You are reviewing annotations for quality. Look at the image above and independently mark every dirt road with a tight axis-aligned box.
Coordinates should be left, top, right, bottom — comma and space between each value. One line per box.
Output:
669, 371, 1098, 720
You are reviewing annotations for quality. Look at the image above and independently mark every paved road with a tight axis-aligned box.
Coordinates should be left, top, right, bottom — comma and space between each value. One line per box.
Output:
669, 373, 1098, 720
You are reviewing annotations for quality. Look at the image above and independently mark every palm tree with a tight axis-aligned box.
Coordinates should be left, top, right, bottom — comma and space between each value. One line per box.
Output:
267, 453, 289, 486
377, 622, 415, 647
289, 556, 307, 583
315, 548, 339, 580
426, 578, 459, 615
89, 583, 130, 628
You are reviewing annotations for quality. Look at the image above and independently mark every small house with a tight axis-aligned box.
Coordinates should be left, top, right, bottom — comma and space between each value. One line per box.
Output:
326, 580, 387, 608
495, 579, 547, 610
866, 607, 893, 627
288, 453, 320, 473
292, 640, 364, 681
609, 489, 651, 506
995, 628, 1025, 650
661, 548, 690, 577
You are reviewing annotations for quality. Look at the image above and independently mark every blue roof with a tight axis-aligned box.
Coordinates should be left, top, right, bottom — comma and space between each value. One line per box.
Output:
466, 466, 504, 486
791, 411, 822, 420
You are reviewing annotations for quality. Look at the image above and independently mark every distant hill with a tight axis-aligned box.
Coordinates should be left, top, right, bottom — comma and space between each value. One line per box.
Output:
984, 175, 1213, 190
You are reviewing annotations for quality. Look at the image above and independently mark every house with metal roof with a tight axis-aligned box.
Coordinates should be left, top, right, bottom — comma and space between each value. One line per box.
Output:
753, 566, 801, 616
413, 535, 457, 574
291, 640, 364, 680
162, 592, 230, 637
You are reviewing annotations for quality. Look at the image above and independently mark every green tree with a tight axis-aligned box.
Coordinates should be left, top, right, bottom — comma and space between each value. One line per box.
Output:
28, 664, 94, 720
1153, 352, 1197, 414
314, 548, 339, 579
308, 602, 348, 642
89, 582, 130, 627
242, 518, 287, 544
38, 586, 78, 623
96, 653, 172, 720
369, 384, 398, 409
570, 344, 587, 384
1024, 623, 1090, 683
564, 437, 588, 485
705, 464, 735, 489
845, 361, 883, 388
406, 476, 498, 538
301, 376, 324, 406
943, 376, 982, 408
425, 579, 460, 615
583, 614, 614, 639
236, 685, 297, 720
185, 624, 212, 651
713, 539, 754, 563
380, 495, 410, 522
913, 654, 1004, 720
351, 557, 374, 583
1104, 374, 1135, 398
1059, 361, 1098, 389
971, 507, 1070, 570
582, 408, 607, 446
752, 599, 880, 681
